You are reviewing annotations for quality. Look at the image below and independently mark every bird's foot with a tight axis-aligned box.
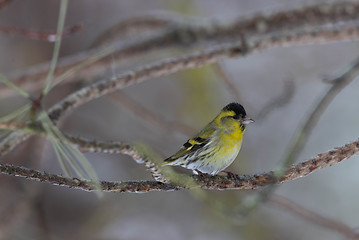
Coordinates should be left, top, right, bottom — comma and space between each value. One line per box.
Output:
194, 169, 210, 178
223, 171, 239, 180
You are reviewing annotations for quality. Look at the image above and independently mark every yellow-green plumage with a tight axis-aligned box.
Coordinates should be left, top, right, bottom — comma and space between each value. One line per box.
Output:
163, 102, 253, 175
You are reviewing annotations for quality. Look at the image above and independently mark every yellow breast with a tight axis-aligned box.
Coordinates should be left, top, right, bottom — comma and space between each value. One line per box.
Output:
221, 128, 244, 145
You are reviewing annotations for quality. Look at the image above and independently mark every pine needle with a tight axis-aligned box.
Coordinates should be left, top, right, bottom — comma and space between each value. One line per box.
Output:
0, 104, 31, 123
39, 111, 102, 196
42, 0, 69, 94
0, 74, 30, 99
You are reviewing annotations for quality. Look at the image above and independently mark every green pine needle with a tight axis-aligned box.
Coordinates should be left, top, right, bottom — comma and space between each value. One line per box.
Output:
0, 104, 31, 123
39, 112, 102, 196
0, 74, 30, 99
42, 0, 69, 94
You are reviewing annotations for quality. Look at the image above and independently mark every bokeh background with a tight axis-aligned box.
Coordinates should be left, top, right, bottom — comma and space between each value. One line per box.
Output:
1, 0, 359, 239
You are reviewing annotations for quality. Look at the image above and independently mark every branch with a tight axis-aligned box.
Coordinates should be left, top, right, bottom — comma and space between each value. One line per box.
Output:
0, 163, 179, 192
236, 56, 359, 216
0, 138, 358, 193
67, 135, 167, 182
3, 2, 359, 99
270, 195, 359, 240
0, 24, 83, 41
282, 57, 359, 169
91, 11, 183, 47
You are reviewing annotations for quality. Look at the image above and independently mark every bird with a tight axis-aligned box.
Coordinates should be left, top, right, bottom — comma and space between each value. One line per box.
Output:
162, 102, 253, 175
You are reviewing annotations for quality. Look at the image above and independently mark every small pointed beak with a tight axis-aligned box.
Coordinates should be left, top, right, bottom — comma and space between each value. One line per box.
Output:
242, 118, 254, 124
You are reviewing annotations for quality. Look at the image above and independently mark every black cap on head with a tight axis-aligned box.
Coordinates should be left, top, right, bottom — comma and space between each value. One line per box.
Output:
223, 102, 246, 117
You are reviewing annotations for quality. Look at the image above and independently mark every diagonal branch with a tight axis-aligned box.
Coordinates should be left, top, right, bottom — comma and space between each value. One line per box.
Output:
0, 137, 358, 193
282, 57, 359, 170
91, 11, 184, 47
256, 80, 295, 120
270, 195, 359, 240
235, 56, 359, 216
4, 2, 359, 99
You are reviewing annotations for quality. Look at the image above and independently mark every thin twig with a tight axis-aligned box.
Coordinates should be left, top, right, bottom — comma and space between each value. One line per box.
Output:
107, 92, 195, 136
0, 137, 358, 192
256, 80, 295, 120
270, 195, 359, 240
213, 63, 243, 102
0, 24, 83, 41
4, 2, 359, 98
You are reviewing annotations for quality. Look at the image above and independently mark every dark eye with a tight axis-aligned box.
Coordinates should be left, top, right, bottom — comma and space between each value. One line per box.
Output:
233, 115, 239, 120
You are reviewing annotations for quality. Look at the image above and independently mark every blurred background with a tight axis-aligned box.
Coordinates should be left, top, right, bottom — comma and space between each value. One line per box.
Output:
0, 0, 359, 239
